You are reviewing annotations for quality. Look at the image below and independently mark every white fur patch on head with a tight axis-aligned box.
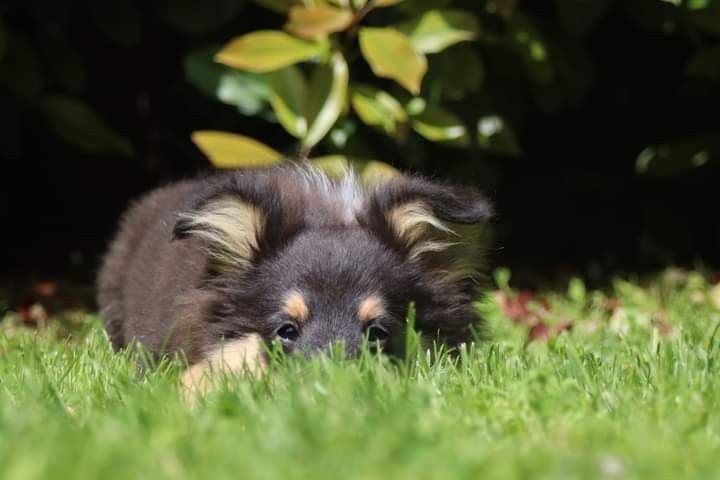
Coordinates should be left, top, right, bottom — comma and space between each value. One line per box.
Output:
181, 333, 266, 400
178, 196, 264, 269
296, 165, 364, 227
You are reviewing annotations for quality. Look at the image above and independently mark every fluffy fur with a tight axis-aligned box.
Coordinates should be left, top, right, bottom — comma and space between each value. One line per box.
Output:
97, 164, 493, 386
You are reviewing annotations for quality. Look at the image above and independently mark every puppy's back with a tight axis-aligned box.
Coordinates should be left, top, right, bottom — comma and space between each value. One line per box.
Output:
97, 179, 206, 355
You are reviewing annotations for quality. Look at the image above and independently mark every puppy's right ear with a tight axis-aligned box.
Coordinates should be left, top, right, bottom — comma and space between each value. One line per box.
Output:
365, 175, 493, 283
173, 171, 301, 272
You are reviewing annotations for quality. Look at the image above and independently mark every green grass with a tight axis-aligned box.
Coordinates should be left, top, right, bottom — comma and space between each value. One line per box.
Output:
1, 271, 720, 479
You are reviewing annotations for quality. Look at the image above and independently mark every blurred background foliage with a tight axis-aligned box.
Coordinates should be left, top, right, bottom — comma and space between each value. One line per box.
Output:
1, 0, 719, 286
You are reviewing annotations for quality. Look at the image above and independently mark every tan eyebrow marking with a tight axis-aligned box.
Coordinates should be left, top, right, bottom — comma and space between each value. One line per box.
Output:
358, 295, 385, 324
283, 290, 309, 323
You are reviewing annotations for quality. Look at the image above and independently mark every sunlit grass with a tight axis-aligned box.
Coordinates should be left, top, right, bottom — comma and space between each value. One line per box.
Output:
1, 271, 719, 479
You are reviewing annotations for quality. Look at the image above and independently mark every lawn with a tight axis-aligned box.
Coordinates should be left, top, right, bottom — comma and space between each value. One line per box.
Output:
1, 270, 719, 479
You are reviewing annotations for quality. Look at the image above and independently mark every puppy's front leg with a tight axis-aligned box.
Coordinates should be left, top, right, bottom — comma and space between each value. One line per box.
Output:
181, 333, 267, 399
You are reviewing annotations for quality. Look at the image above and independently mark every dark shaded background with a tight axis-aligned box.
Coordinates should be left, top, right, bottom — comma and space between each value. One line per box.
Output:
1, 0, 719, 295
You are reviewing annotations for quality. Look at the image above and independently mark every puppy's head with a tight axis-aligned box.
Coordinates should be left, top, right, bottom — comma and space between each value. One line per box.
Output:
174, 166, 492, 357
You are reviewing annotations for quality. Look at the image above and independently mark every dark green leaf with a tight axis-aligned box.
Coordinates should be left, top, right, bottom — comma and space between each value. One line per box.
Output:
477, 114, 522, 156
184, 46, 271, 116
40, 94, 134, 156
426, 45, 484, 99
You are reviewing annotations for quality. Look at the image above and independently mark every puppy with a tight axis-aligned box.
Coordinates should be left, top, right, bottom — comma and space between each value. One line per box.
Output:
97, 164, 492, 392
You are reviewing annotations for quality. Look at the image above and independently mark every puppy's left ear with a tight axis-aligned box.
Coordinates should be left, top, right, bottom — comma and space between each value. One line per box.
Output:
173, 171, 302, 273
366, 176, 493, 282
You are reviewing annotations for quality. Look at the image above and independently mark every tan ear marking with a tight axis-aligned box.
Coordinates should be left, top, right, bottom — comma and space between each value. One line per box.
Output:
385, 201, 456, 259
283, 290, 309, 323
181, 333, 266, 400
178, 195, 265, 269
358, 295, 385, 324
384, 201, 487, 284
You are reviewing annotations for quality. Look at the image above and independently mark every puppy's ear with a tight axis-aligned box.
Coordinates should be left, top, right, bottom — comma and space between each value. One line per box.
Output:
174, 171, 302, 272
366, 176, 493, 282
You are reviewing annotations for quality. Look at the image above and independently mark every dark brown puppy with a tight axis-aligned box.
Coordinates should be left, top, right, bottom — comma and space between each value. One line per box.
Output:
97, 165, 492, 391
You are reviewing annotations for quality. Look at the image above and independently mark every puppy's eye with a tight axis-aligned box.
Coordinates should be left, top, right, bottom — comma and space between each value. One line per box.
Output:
366, 324, 389, 344
276, 323, 299, 342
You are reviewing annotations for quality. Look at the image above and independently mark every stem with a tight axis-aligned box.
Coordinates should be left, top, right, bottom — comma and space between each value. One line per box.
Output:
344, 0, 376, 52
348, 0, 376, 37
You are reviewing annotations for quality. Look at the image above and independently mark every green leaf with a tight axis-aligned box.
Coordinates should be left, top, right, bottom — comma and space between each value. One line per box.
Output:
269, 65, 309, 138
285, 4, 353, 40
184, 46, 271, 116
477, 114, 522, 156
359, 27, 427, 94
426, 45, 484, 99
40, 94, 133, 156
303, 52, 349, 149
192, 131, 283, 168
375, 0, 405, 6
350, 84, 407, 136
216, 31, 330, 73
396, 9, 479, 54
410, 105, 468, 146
